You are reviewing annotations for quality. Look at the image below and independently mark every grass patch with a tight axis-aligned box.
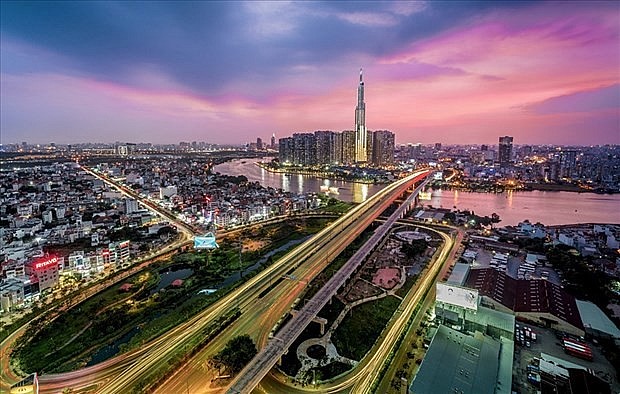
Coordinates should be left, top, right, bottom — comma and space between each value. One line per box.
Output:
395, 274, 419, 298
13, 217, 333, 375
318, 198, 356, 215
13, 275, 154, 374
332, 295, 401, 361
317, 298, 345, 327
278, 321, 322, 377
311, 361, 352, 381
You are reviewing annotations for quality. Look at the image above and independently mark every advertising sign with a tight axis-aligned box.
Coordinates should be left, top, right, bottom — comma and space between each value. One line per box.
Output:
194, 233, 219, 249
33, 256, 59, 271
436, 283, 478, 311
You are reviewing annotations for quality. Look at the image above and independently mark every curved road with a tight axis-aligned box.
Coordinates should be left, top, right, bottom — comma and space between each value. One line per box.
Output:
4, 170, 429, 393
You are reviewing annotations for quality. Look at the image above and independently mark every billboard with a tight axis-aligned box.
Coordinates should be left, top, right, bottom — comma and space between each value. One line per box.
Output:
194, 233, 219, 249
33, 256, 59, 271
436, 283, 478, 311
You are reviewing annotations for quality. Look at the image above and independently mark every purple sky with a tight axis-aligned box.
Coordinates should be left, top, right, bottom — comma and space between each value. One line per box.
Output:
1, 1, 619, 145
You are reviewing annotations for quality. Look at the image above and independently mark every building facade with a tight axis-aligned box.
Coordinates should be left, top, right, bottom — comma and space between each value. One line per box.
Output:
355, 68, 367, 163
371, 130, 395, 166
498, 136, 514, 168
277, 69, 394, 167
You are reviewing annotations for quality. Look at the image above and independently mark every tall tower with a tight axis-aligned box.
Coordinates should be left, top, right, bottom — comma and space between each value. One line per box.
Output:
355, 68, 367, 163
498, 135, 513, 168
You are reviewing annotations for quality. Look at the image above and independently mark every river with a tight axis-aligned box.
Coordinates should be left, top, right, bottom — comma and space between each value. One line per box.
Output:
214, 159, 620, 226
213, 158, 383, 203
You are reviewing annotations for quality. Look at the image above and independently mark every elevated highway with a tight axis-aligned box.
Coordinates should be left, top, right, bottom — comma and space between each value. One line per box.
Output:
227, 172, 431, 393
3, 169, 430, 394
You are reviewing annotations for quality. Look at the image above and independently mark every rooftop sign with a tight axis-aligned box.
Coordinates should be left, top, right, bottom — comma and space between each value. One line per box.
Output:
436, 283, 478, 311
33, 256, 59, 271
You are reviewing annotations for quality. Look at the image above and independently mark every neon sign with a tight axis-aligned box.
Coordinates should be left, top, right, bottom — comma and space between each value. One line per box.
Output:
34, 257, 59, 270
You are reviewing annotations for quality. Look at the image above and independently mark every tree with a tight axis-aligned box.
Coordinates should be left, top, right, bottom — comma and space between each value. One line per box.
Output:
211, 334, 257, 375
401, 239, 428, 258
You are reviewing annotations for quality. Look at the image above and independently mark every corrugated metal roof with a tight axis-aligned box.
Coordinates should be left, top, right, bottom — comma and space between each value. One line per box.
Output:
447, 263, 471, 286
410, 325, 508, 394
575, 300, 620, 339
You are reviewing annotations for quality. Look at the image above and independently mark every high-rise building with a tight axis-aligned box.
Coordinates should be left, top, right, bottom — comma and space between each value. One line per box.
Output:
278, 137, 294, 164
256, 137, 263, 150
355, 68, 367, 163
292, 133, 316, 166
271, 133, 276, 149
125, 198, 139, 214
342, 130, 356, 165
371, 130, 395, 166
315, 130, 334, 165
559, 150, 577, 178
498, 136, 513, 168
333, 132, 343, 164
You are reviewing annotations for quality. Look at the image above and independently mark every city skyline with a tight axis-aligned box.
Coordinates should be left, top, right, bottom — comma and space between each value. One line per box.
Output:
1, 1, 619, 146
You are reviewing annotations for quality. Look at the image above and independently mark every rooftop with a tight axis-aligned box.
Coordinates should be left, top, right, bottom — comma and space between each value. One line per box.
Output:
410, 325, 507, 394
465, 268, 583, 331
575, 300, 620, 339
447, 262, 471, 286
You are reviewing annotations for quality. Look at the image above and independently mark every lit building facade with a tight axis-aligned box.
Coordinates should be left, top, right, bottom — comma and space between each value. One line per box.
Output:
498, 136, 513, 168
25, 255, 62, 292
355, 68, 367, 163
277, 69, 394, 167
371, 130, 395, 166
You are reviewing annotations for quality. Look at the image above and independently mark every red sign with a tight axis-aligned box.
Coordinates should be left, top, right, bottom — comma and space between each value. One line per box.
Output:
34, 256, 59, 270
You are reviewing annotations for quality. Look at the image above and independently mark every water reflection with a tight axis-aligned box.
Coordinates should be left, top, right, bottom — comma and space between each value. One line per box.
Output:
213, 159, 620, 224
214, 158, 383, 203
428, 188, 620, 226
282, 173, 289, 191
297, 174, 304, 195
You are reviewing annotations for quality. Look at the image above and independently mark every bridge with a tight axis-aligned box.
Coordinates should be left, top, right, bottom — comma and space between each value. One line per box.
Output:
227, 170, 431, 393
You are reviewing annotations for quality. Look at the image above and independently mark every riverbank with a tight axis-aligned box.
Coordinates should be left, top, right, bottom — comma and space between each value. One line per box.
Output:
425, 188, 620, 226
433, 183, 617, 194
255, 161, 390, 185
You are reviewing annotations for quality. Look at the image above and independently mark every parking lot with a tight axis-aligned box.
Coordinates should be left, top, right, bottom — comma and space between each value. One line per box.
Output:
513, 323, 619, 393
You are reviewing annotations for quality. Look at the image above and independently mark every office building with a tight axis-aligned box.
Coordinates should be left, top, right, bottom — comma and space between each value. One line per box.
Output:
559, 150, 577, 178
498, 136, 513, 168
277, 69, 394, 167
371, 130, 395, 166
342, 130, 356, 165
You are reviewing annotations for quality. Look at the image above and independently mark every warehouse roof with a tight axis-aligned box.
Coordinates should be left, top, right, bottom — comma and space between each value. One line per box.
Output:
410, 325, 508, 394
575, 300, 620, 339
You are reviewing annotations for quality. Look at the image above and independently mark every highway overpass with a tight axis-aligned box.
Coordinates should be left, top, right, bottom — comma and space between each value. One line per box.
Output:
227, 170, 431, 393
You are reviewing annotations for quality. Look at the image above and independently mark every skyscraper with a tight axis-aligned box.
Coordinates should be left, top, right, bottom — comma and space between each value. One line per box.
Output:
271, 133, 276, 150
371, 130, 395, 166
498, 136, 513, 168
559, 150, 578, 178
342, 130, 356, 164
355, 68, 367, 163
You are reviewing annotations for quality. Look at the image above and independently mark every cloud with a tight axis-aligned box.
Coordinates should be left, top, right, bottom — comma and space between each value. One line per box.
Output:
0, 1, 618, 145
525, 84, 620, 114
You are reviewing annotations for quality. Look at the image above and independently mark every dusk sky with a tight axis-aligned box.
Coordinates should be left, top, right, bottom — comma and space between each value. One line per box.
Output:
1, 1, 619, 145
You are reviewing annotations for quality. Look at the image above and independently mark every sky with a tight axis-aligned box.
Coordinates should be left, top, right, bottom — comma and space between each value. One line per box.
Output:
1, 1, 619, 145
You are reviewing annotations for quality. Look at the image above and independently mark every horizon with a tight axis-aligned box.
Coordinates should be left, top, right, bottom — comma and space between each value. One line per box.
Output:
1, 1, 619, 146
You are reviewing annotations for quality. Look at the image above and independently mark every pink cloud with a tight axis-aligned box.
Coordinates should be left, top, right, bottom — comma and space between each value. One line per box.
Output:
2, 3, 618, 145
